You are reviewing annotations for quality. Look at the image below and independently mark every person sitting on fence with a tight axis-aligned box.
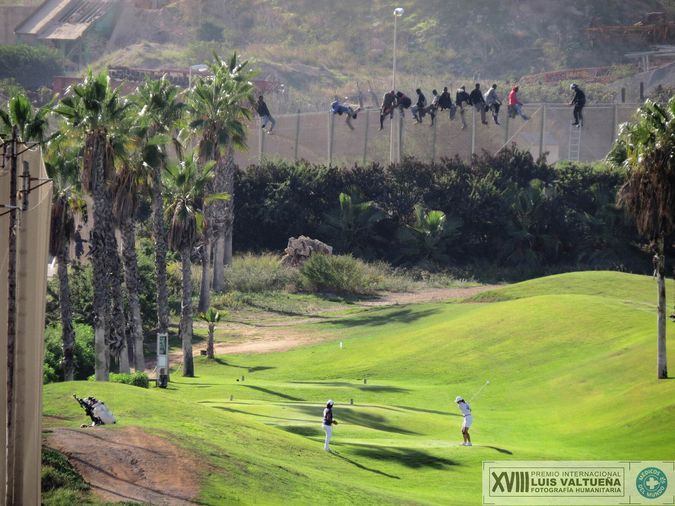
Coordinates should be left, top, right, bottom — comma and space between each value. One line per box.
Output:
427, 89, 440, 126
411, 88, 428, 124
484, 83, 502, 125
396, 91, 412, 118
331, 96, 362, 131
379, 90, 397, 130
569, 83, 586, 128
438, 86, 456, 120
456, 86, 471, 129
507, 86, 529, 121
256, 95, 276, 134
469, 83, 488, 125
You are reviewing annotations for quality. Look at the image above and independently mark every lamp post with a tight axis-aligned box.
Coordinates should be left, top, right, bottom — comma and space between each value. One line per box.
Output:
391, 7, 404, 163
188, 63, 208, 88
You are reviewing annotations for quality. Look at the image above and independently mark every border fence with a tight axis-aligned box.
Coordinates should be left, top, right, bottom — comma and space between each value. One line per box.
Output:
234, 103, 640, 167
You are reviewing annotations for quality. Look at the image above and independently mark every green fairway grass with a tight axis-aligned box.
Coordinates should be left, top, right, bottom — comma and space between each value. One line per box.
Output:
43, 271, 675, 505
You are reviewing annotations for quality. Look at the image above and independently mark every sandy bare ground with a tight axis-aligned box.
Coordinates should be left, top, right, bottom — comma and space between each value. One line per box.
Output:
46, 427, 202, 505
163, 286, 498, 362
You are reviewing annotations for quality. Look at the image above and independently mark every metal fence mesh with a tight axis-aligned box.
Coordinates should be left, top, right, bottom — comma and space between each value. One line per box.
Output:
234, 104, 640, 167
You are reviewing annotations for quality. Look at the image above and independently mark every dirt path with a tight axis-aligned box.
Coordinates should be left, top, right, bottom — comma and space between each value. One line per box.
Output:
46, 427, 203, 506
158, 285, 499, 363
358, 285, 498, 306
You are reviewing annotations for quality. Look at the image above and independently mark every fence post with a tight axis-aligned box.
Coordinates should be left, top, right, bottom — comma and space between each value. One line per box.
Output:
293, 109, 300, 161
611, 103, 618, 143
504, 110, 510, 146
258, 121, 264, 163
471, 107, 476, 156
362, 109, 369, 165
639, 82, 644, 101
431, 115, 437, 162
620, 87, 626, 103
538, 104, 546, 159
398, 113, 403, 163
327, 111, 334, 165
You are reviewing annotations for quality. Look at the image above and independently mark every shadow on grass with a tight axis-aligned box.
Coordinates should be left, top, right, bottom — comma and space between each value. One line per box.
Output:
347, 443, 458, 470
294, 405, 418, 435
483, 446, 513, 455
241, 385, 304, 401
213, 357, 276, 374
289, 381, 410, 393
281, 425, 323, 437
393, 405, 460, 417
214, 406, 310, 424
324, 308, 440, 328
331, 451, 400, 479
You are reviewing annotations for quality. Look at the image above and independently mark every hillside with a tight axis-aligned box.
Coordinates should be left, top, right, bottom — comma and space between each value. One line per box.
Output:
43, 271, 675, 505
88, 0, 673, 108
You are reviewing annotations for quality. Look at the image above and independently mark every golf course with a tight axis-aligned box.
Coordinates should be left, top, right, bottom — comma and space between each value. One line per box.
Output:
41, 271, 675, 505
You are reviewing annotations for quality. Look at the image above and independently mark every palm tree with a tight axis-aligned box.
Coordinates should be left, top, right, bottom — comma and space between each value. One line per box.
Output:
609, 97, 675, 379
112, 148, 149, 372
164, 153, 228, 377
54, 70, 133, 379
188, 53, 254, 301
134, 77, 186, 352
197, 307, 223, 359
45, 144, 85, 381
0, 92, 51, 142
397, 204, 462, 265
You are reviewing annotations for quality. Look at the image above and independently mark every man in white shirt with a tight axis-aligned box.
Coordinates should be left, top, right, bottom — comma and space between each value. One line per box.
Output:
484, 83, 502, 125
322, 399, 338, 451
455, 396, 473, 446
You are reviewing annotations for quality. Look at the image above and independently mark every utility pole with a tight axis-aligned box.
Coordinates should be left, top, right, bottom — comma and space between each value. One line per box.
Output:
5, 126, 18, 506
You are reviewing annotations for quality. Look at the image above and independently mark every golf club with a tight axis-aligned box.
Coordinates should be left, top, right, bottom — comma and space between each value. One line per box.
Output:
468, 380, 490, 402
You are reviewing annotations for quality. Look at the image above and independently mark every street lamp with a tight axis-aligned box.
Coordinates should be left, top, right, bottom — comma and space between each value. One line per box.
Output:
391, 7, 404, 163
392, 7, 404, 91
188, 63, 208, 88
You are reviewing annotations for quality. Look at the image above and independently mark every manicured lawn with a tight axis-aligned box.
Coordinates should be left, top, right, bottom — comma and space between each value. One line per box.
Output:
43, 271, 675, 505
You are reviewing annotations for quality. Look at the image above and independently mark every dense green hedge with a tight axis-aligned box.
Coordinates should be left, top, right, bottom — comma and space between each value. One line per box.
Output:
234, 147, 643, 276
0, 44, 62, 91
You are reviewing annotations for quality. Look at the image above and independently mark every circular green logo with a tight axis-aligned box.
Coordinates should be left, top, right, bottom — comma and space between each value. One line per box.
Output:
636, 467, 668, 499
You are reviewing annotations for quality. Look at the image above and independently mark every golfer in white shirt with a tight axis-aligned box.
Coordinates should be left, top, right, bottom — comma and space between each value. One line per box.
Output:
455, 396, 472, 446
323, 400, 338, 452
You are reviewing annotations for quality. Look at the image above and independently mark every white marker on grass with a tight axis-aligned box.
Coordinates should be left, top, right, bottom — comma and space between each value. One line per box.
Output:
339, 341, 343, 349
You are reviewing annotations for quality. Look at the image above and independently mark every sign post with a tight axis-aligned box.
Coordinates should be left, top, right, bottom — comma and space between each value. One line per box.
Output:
157, 332, 168, 388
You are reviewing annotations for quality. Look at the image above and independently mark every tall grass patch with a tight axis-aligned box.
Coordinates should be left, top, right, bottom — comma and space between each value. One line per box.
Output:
223, 253, 299, 292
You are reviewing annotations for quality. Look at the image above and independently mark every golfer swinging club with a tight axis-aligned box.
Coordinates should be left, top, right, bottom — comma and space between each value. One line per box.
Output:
323, 399, 338, 452
455, 396, 472, 446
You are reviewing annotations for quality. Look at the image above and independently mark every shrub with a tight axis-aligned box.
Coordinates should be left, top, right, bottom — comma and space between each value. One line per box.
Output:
0, 44, 62, 90
224, 253, 299, 292
300, 254, 377, 295
43, 324, 95, 384
106, 372, 150, 388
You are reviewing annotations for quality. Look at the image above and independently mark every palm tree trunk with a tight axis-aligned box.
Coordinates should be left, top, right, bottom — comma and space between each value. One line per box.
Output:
88, 131, 110, 381
212, 147, 235, 291
656, 236, 668, 379
106, 222, 129, 374
121, 220, 145, 372
180, 248, 194, 377
152, 161, 169, 341
207, 324, 214, 359
198, 239, 211, 313
57, 244, 75, 381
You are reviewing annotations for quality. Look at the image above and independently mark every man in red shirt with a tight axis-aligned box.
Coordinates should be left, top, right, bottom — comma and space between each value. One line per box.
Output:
507, 86, 529, 120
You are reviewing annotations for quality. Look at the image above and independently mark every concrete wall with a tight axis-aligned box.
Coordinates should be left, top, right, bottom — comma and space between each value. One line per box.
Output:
0, 6, 34, 44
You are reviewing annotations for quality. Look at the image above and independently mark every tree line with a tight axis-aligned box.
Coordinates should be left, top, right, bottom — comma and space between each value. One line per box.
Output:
2, 50, 673, 381
1, 52, 252, 381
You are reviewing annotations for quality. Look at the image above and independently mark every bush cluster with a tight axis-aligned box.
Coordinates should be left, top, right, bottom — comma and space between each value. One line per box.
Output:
0, 44, 62, 90
43, 324, 95, 384
235, 147, 645, 278
105, 372, 150, 388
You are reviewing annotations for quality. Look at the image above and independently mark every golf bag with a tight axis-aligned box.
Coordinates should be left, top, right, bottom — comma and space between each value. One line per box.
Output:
73, 394, 116, 426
